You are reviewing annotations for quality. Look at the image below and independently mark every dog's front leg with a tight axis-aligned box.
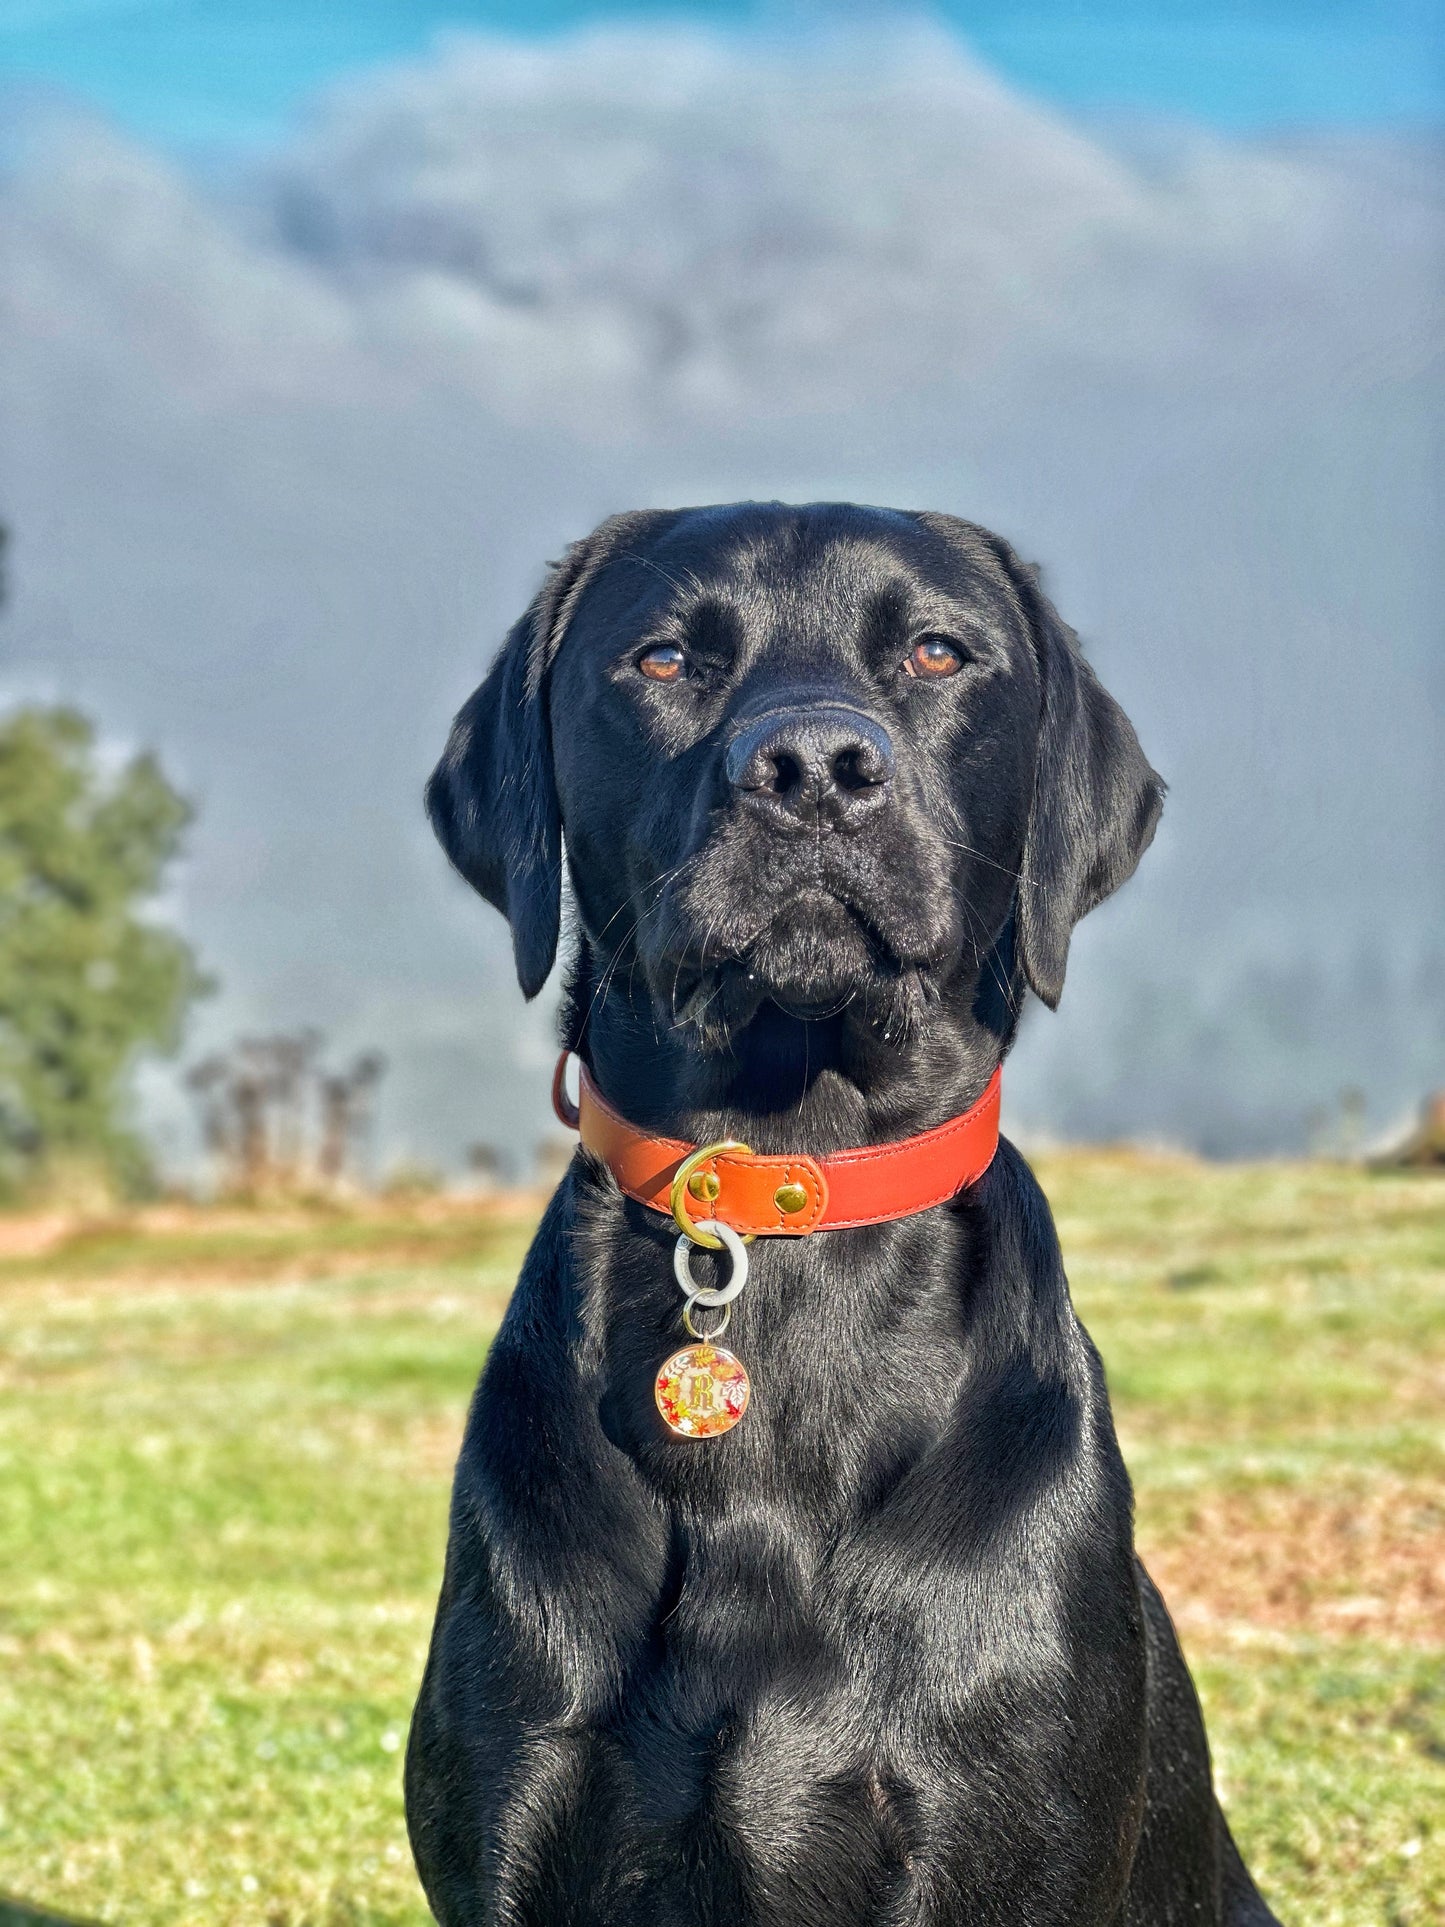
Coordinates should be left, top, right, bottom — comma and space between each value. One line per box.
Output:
829, 1334, 1152, 1927
406, 1202, 670, 1925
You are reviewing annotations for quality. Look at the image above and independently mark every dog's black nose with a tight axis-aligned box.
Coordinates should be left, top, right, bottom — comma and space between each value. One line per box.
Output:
726, 706, 895, 830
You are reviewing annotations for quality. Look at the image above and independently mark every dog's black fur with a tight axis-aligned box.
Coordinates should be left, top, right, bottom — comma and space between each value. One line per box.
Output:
407, 503, 1280, 1926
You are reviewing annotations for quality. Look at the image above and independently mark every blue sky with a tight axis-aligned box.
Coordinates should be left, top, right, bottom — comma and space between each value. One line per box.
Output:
1, 0, 1442, 146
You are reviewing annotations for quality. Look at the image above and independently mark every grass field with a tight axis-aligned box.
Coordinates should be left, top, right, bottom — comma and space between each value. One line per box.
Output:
0, 1158, 1441, 1926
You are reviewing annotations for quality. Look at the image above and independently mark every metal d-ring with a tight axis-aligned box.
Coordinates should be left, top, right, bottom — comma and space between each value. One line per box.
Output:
670, 1139, 755, 1251
673, 1219, 750, 1308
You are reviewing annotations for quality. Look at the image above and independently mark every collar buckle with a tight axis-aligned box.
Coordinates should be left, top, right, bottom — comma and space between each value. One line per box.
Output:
670, 1140, 756, 1249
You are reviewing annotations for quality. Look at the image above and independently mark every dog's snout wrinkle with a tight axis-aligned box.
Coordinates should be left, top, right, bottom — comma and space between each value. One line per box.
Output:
726, 705, 895, 832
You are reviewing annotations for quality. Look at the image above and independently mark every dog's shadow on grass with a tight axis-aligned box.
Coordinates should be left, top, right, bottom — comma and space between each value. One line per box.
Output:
0, 1899, 104, 1927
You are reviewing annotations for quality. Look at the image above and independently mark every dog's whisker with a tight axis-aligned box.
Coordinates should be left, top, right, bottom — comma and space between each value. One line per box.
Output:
932, 832, 1035, 889
580, 857, 696, 1036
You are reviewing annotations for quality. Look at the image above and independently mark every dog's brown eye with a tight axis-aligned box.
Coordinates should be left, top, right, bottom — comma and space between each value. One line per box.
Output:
638, 645, 687, 683
904, 637, 964, 679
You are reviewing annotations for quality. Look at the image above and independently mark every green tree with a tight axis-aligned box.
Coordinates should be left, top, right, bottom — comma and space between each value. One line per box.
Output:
0, 706, 210, 1199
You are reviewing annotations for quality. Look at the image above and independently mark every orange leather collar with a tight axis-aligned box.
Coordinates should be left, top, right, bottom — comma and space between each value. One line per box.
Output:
552, 1051, 1001, 1237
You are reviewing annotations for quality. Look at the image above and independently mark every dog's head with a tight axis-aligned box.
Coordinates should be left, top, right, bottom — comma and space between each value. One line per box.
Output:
428, 503, 1162, 1056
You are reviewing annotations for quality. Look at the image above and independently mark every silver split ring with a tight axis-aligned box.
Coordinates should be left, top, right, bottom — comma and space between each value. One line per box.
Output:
673, 1219, 750, 1307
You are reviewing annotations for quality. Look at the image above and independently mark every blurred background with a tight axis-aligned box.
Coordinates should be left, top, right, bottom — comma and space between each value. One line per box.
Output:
2, 0, 1441, 1200
2, 10, 1443, 1925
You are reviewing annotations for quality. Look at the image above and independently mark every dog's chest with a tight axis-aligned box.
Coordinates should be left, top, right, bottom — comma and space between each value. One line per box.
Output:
590, 1515, 934, 1920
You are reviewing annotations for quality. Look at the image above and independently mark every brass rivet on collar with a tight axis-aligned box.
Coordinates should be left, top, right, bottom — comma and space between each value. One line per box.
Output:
774, 1180, 809, 1215
688, 1170, 722, 1203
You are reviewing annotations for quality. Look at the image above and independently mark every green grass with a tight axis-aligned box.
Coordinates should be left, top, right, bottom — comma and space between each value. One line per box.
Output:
1, 1162, 1441, 1924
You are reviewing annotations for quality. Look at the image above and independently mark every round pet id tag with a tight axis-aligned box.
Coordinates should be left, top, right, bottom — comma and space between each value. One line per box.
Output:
654, 1341, 751, 1438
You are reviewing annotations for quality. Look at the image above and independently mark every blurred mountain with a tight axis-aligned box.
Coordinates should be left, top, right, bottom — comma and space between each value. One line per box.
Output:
0, 22, 1440, 1164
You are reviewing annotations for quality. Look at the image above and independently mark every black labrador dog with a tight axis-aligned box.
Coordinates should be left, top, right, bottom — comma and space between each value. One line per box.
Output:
407, 502, 1280, 1926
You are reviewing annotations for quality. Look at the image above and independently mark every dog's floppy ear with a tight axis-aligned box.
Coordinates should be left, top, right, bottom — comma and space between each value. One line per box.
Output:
426, 606, 560, 999
426, 510, 671, 998
993, 539, 1166, 1010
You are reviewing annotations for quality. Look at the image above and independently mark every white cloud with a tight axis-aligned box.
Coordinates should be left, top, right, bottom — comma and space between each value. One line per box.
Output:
264, 23, 1439, 419
1, 24, 1441, 1164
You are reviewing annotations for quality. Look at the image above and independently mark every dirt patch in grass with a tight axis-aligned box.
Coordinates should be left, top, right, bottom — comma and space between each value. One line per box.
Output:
1141, 1477, 1445, 1648
0, 1193, 546, 1290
